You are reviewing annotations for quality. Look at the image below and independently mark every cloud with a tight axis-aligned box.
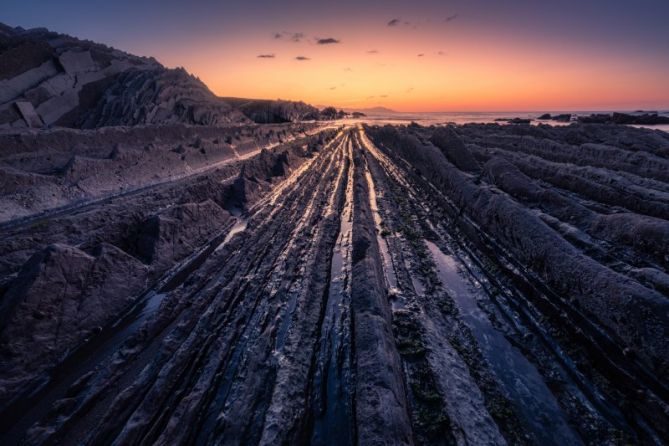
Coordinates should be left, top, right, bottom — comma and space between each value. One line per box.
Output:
257, 54, 275, 58
406, 87, 414, 93
275, 32, 305, 42
317, 37, 340, 45
366, 50, 379, 54
329, 86, 337, 90
388, 18, 414, 28
380, 94, 389, 98
366, 95, 376, 100
417, 53, 425, 57
344, 67, 353, 72
295, 56, 311, 61
437, 51, 445, 56
444, 13, 458, 23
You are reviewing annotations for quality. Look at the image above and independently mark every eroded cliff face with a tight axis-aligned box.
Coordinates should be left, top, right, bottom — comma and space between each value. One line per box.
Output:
0, 24, 252, 129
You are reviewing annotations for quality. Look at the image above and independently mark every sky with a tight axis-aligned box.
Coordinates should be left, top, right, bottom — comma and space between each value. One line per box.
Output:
3, 0, 669, 112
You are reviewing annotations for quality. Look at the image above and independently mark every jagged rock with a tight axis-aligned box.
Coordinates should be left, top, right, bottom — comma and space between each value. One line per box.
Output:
0, 243, 148, 401
77, 68, 247, 128
135, 200, 230, 271
13, 101, 43, 127
57, 50, 97, 75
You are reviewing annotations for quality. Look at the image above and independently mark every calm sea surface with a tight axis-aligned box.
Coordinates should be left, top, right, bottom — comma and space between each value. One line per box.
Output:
354, 111, 669, 133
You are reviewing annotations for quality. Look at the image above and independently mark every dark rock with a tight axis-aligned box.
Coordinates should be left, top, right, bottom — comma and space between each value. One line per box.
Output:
135, 200, 230, 270
0, 243, 148, 400
430, 126, 481, 173
578, 112, 669, 125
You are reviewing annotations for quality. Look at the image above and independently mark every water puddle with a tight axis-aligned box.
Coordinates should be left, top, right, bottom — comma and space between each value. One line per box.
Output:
215, 218, 248, 251
425, 240, 581, 446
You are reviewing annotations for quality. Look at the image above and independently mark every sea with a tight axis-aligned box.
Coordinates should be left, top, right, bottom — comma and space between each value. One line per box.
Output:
352, 110, 669, 133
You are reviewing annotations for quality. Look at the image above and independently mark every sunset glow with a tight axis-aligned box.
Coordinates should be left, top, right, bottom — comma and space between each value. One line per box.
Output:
4, 0, 669, 111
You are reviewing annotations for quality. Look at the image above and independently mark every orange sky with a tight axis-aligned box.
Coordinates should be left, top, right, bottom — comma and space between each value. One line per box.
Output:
8, 0, 669, 112
156, 23, 669, 112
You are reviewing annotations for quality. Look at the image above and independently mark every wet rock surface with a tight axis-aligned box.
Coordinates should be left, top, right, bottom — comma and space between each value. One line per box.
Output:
0, 122, 317, 221
0, 123, 667, 446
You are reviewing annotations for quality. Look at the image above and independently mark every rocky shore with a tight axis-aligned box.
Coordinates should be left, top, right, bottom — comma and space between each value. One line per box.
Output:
0, 122, 667, 445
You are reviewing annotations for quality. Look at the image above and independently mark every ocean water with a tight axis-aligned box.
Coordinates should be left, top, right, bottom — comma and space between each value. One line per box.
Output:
354, 110, 669, 133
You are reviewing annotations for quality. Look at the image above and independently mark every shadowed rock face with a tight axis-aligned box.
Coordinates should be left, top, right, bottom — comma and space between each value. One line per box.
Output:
0, 242, 148, 401
430, 126, 481, 173
63, 68, 248, 128
136, 200, 231, 270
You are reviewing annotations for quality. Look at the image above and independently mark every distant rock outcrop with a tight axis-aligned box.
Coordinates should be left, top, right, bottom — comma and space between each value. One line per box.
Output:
221, 97, 320, 123
537, 113, 572, 122
578, 112, 669, 125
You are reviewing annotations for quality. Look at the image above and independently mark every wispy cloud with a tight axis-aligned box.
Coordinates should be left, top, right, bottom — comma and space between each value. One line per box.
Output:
444, 13, 458, 23
388, 18, 413, 27
257, 54, 275, 58
317, 37, 340, 45
417, 53, 425, 57
274, 31, 305, 42
366, 49, 379, 54
295, 56, 311, 61
437, 51, 445, 56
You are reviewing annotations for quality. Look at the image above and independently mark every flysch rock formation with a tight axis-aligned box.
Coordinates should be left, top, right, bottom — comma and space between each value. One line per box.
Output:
0, 122, 317, 222
0, 122, 667, 446
1, 21, 668, 446
0, 127, 337, 422
0, 23, 250, 129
